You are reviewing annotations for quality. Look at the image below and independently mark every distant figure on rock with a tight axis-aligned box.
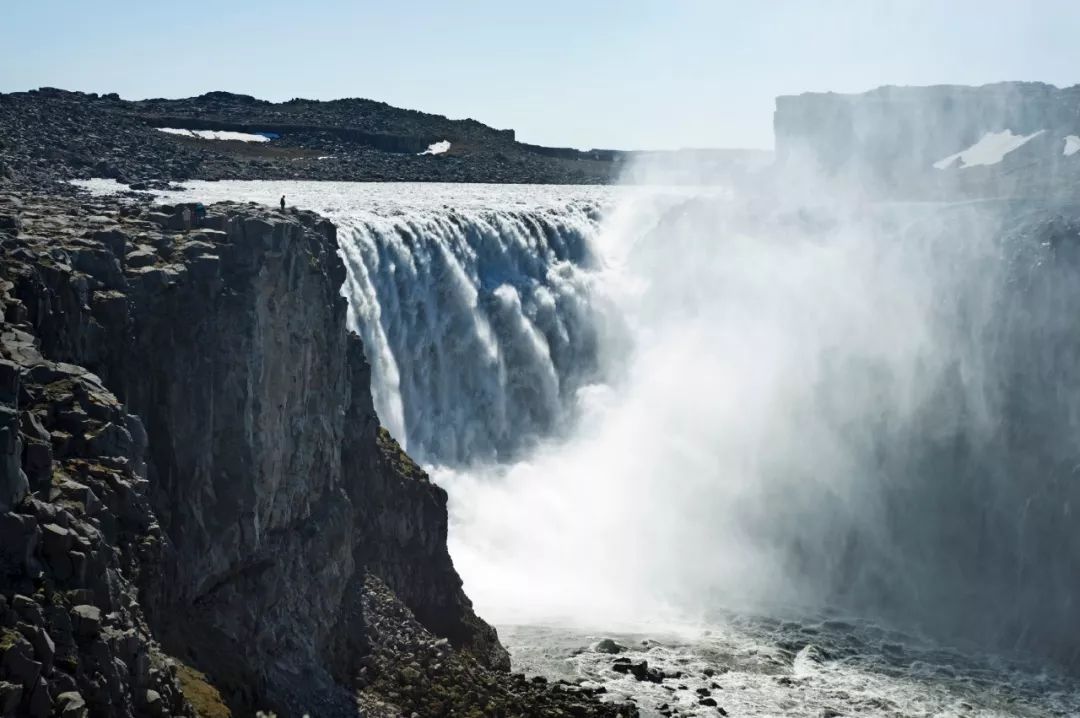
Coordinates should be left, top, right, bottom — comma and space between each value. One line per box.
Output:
194, 202, 206, 226
280, 195, 286, 211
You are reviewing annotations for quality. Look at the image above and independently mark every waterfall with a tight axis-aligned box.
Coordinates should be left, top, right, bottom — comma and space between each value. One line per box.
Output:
436, 191, 1080, 669
334, 202, 624, 464
156, 180, 1080, 670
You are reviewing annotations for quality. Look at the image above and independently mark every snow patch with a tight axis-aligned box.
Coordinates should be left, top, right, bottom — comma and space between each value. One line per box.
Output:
1064, 136, 1080, 157
157, 127, 272, 143
418, 140, 451, 156
933, 129, 1044, 169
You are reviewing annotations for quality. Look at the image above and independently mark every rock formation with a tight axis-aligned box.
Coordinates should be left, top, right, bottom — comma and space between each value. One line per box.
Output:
0, 89, 620, 189
774, 82, 1080, 198
0, 191, 634, 717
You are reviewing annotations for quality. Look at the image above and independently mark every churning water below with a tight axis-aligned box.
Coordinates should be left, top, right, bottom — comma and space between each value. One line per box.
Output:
500, 616, 1080, 718
81, 179, 1080, 716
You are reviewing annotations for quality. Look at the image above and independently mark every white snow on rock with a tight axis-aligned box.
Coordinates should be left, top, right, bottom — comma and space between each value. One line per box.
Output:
933, 129, 1044, 170
1064, 135, 1080, 157
418, 140, 451, 156
157, 127, 271, 143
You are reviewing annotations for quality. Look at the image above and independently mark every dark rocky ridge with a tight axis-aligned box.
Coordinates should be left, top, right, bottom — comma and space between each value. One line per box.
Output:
0, 88, 624, 190
0, 190, 636, 717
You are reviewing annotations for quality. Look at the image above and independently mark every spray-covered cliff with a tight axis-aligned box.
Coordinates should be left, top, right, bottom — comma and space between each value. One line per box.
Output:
0, 190, 633, 717
774, 82, 1080, 198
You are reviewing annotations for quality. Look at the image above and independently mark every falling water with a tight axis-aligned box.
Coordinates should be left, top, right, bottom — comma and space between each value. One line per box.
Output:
145, 179, 1080, 716
333, 201, 620, 464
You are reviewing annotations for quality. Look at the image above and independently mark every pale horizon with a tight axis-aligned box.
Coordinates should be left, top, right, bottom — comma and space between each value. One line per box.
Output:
5, 0, 1080, 151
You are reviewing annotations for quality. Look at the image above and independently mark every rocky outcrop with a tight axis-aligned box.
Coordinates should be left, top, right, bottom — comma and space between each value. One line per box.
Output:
352, 574, 618, 718
0, 268, 192, 716
0, 89, 618, 190
0, 191, 634, 717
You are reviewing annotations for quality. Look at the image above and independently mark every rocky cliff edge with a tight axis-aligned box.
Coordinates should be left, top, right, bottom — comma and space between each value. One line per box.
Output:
0, 191, 632, 718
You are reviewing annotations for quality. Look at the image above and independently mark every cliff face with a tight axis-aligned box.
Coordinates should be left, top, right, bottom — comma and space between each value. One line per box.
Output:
773, 82, 1080, 196
0, 191, 626, 717
0, 193, 198, 717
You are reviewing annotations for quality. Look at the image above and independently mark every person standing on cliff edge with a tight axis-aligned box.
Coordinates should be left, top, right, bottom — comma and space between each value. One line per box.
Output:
280, 195, 286, 211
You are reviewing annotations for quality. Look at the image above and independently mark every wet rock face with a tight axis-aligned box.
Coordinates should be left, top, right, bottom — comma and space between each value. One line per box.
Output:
0, 191, 627, 717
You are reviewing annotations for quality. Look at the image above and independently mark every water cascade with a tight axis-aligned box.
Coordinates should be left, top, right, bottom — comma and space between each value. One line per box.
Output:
334, 203, 621, 464
155, 180, 1080, 675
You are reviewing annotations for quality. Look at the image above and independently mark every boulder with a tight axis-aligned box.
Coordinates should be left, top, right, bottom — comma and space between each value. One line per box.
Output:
594, 639, 626, 654
0, 631, 41, 687
69, 606, 100, 640
55, 691, 87, 718
92, 228, 129, 259
5, 601, 35, 627
199, 214, 230, 232
144, 688, 163, 717
15, 626, 52, 673
41, 523, 73, 555
83, 421, 130, 458
124, 247, 158, 269
611, 659, 663, 683
144, 212, 188, 231
70, 247, 125, 289
91, 290, 128, 327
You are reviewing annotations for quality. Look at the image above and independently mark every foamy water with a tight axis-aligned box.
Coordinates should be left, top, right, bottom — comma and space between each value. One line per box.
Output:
502, 616, 1080, 717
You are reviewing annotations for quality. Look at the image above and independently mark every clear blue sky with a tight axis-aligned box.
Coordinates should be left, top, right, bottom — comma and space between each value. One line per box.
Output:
4, 0, 1080, 150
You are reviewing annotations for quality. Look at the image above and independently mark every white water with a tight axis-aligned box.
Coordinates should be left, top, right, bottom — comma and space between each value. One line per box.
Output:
94, 178, 1080, 716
